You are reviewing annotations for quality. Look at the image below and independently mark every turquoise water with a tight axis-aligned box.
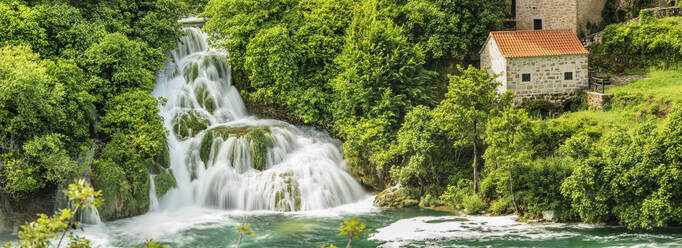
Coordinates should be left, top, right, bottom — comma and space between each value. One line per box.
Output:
11, 198, 669, 248
2, 204, 681, 247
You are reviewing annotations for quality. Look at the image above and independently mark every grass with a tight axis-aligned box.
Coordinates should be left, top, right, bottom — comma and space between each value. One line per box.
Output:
556, 70, 682, 132
607, 70, 682, 102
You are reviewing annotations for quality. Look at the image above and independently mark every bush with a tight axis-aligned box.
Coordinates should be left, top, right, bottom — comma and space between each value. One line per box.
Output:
439, 179, 472, 209
462, 194, 487, 215
419, 194, 439, 207
590, 17, 682, 73
489, 198, 511, 215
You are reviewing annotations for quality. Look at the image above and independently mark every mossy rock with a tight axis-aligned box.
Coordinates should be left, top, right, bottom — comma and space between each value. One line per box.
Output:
154, 169, 177, 198
183, 61, 199, 83
201, 55, 227, 80
199, 126, 274, 170
374, 187, 415, 208
273, 172, 302, 211
172, 110, 210, 140
169, 64, 180, 79
194, 84, 216, 114
93, 160, 147, 220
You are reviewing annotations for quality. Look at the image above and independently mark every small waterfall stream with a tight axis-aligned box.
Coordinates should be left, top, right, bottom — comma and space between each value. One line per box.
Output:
150, 28, 366, 211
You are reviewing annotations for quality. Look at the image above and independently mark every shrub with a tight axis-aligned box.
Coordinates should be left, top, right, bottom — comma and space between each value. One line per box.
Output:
489, 198, 511, 215
439, 179, 472, 209
462, 194, 487, 214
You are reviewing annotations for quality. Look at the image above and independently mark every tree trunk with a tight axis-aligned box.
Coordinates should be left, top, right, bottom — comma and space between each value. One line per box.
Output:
509, 164, 519, 214
346, 238, 352, 248
236, 233, 243, 248
472, 134, 479, 193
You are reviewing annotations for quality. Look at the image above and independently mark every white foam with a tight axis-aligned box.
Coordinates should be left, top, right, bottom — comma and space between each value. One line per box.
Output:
370, 215, 578, 248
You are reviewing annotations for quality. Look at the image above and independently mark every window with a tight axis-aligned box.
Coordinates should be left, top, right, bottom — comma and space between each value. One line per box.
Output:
521, 73, 531, 82
564, 72, 573, 81
533, 19, 543, 30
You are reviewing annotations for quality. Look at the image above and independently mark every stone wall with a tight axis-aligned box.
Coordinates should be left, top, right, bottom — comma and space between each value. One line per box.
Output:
480, 38, 508, 94
577, 0, 608, 31
586, 91, 613, 109
516, 0, 578, 33
506, 54, 589, 102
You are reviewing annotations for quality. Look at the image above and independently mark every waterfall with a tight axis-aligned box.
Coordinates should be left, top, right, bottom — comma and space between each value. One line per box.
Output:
149, 175, 160, 212
150, 27, 366, 211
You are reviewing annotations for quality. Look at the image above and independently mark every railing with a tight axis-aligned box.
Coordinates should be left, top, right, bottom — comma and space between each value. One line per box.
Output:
588, 71, 610, 93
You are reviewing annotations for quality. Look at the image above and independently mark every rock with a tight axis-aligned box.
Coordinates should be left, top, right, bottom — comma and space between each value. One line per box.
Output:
172, 110, 210, 140
154, 169, 177, 198
542, 210, 555, 222
374, 183, 416, 208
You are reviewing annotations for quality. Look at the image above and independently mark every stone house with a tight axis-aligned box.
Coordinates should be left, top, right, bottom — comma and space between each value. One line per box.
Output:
511, 0, 608, 34
479, 29, 589, 102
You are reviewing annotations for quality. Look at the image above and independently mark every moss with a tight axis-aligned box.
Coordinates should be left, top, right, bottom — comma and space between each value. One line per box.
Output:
199, 130, 214, 165
92, 160, 134, 220
158, 140, 170, 169
273, 173, 302, 211
183, 61, 199, 83
154, 169, 177, 198
374, 188, 415, 208
169, 64, 180, 79
200, 126, 274, 170
204, 97, 216, 114
172, 110, 210, 140
194, 84, 217, 113
248, 127, 269, 171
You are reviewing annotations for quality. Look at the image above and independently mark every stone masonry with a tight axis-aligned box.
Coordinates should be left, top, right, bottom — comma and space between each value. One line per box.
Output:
515, 0, 608, 34
507, 54, 589, 102
516, 0, 578, 33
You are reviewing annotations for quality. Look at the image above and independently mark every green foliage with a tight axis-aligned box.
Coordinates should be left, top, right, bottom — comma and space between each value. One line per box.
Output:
172, 110, 210, 140
136, 239, 169, 248
590, 17, 682, 73
0, 0, 187, 221
489, 198, 511, 215
235, 223, 256, 236
562, 105, 682, 229
439, 179, 472, 209
82, 33, 163, 104
379, 0, 507, 62
514, 157, 578, 221
0, 45, 63, 152
461, 194, 487, 215
153, 169, 177, 198
338, 218, 369, 247
3, 179, 101, 248
433, 65, 513, 193
235, 223, 255, 248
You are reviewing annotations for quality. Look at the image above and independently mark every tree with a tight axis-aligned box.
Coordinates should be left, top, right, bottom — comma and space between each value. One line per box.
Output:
338, 218, 369, 248
379, 0, 508, 62
561, 106, 682, 229
483, 107, 533, 214
234, 223, 255, 248
332, 1, 436, 187
2, 179, 102, 248
81, 33, 163, 105
433, 65, 512, 194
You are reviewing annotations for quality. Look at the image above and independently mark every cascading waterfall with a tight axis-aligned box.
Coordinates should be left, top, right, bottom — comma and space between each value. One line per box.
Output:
150, 27, 366, 212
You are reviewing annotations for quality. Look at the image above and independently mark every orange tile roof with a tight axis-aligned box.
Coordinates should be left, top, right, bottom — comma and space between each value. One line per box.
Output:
487, 30, 589, 58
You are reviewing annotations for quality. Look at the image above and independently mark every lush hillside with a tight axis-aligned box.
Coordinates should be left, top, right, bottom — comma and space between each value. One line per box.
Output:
0, 0, 188, 228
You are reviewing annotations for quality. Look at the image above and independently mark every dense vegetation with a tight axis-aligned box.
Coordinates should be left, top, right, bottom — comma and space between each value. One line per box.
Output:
0, 0, 187, 226
202, 0, 508, 188
1, 0, 680, 236
204, 0, 682, 230
590, 14, 682, 72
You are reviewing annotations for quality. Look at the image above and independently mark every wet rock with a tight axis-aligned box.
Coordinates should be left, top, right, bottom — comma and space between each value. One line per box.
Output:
172, 110, 210, 140
374, 183, 416, 208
